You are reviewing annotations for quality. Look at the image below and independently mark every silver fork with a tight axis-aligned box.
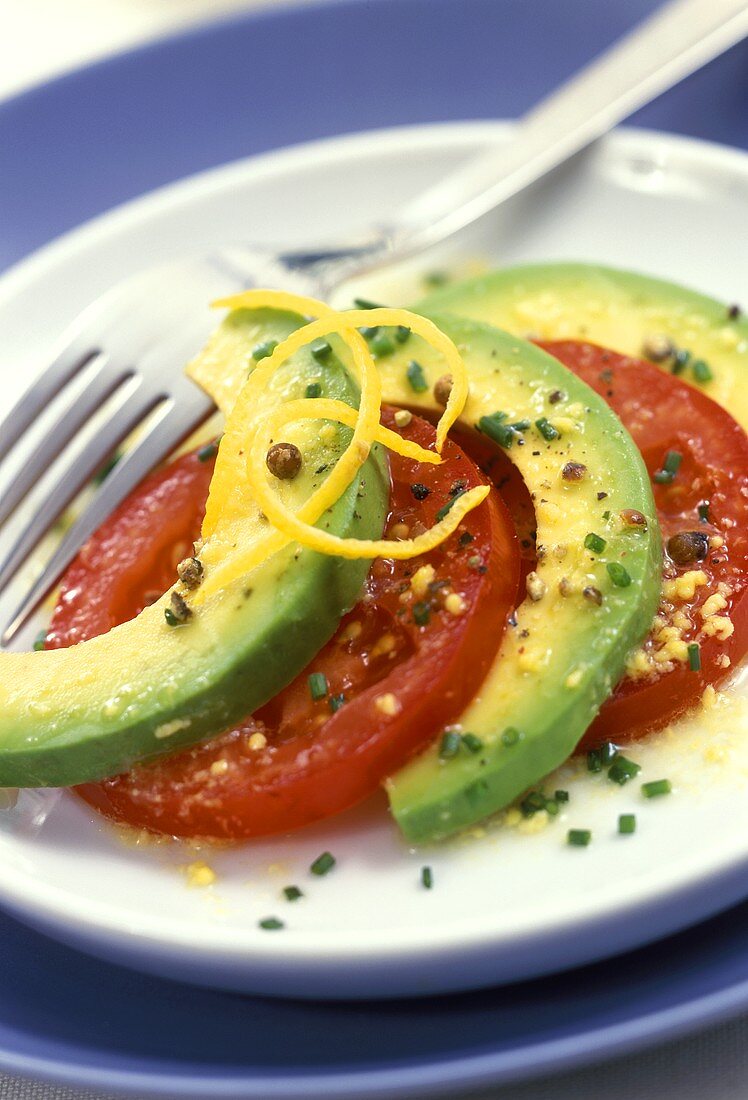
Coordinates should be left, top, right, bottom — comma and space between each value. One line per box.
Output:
1, 0, 746, 646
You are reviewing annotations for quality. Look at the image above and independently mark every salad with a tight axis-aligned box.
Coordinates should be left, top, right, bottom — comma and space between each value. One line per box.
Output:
1, 262, 746, 849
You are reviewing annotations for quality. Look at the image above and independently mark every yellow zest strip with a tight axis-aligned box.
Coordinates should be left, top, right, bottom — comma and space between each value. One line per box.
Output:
248, 398, 490, 560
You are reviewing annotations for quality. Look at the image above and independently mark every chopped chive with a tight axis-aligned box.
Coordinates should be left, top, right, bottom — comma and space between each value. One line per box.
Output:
259, 917, 284, 930
642, 778, 672, 798
567, 829, 592, 847
406, 360, 429, 393
698, 502, 710, 522
421, 865, 433, 889
310, 339, 332, 362
619, 813, 637, 835
692, 359, 713, 383
653, 469, 675, 484
310, 851, 336, 876
687, 642, 701, 672
462, 733, 484, 754
435, 490, 466, 522
509, 418, 532, 432
608, 755, 641, 785
554, 789, 569, 803
359, 326, 379, 340
164, 608, 180, 627
664, 450, 683, 474
32, 631, 46, 652
328, 692, 346, 713
584, 532, 607, 554
354, 297, 383, 310
305, 381, 322, 399
671, 349, 690, 374
413, 601, 431, 626
283, 885, 304, 902
439, 731, 461, 759
308, 672, 328, 701
458, 531, 474, 547
371, 333, 395, 358
501, 726, 521, 747
395, 325, 411, 344
521, 791, 547, 817
93, 450, 122, 485
587, 749, 602, 774
252, 339, 278, 361
478, 412, 514, 449
607, 562, 632, 588
602, 510, 611, 521
599, 741, 618, 765
535, 417, 560, 441
545, 799, 560, 816
197, 440, 220, 462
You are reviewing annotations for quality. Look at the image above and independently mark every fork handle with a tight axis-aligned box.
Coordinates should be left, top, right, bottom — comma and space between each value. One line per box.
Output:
384, 0, 748, 255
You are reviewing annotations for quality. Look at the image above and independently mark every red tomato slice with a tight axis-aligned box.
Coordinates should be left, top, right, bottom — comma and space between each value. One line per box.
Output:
50, 410, 520, 839
537, 341, 748, 746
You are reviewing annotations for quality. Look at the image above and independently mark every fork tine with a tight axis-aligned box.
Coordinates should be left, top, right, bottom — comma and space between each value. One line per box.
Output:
0, 355, 133, 527
0, 335, 99, 464
0, 380, 162, 597
1, 381, 213, 644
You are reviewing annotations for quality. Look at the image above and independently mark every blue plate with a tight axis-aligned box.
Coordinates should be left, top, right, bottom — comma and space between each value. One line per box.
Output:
1, 0, 747, 1094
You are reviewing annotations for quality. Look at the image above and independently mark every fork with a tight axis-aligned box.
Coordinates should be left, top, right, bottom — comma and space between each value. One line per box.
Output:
1, 0, 746, 647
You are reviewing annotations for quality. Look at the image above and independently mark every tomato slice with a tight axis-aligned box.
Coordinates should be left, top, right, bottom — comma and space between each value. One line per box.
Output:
50, 409, 520, 839
537, 341, 748, 746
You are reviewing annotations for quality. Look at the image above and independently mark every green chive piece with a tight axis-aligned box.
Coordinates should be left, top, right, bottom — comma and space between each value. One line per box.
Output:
671, 349, 690, 374
93, 450, 122, 485
406, 360, 429, 393
687, 642, 702, 672
567, 829, 592, 847
664, 450, 683, 474
354, 297, 383, 310
509, 418, 532, 432
692, 359, 713, 383
458, 531, 474, 547
619, 813, 637, 835
32, 631, 46, 652
607, 562, 632, 587
252, 339, 278, 361
371, 333, 395, 358
545, 799, 560, 816
520, 791, 547, 817
602, 510, 611, 521
395, 325, 411, 344
359, 326, 379, 340
599, 741, 618, 765
308, 672, 328, 701
584, 532, 607, 554
439, 731, 462, 759
462, 733, 484, 754
555, 789, 569, 803
642, 778, 672, 798
435, 490, 467, 522
413, 601, 431, 626
501, 726, 521, 747
305, 381, 322, 399
653, 469, 675, 484
424, 271, 448, 288
478, 412, 514, 449
164, 608, 180, 627
421, 865, 433, 889
328, 693, 346, 713
283, 886, 304, 902
197, 440, 219, 462
310, 339, 332, 362
535, 416, 560, 441
608, 755, 641, 785
698, 502, 710, 522
310, 851, 336, 876
259, 917, 284, 930
587, 749, 602, 774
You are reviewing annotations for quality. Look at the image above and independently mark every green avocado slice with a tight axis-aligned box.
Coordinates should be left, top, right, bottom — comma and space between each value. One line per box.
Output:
0, 316, 389, 788
377, 314, 662, 843
420, 262, 748, 431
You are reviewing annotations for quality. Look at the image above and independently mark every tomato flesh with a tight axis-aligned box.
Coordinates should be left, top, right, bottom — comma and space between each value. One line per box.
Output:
52, 410, 521, 839
537, 341, 748, 746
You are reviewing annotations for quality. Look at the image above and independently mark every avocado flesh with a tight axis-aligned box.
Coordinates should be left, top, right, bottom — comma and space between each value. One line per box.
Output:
376, 315, 661, 843
0, 316, 388, 788
421, 262, 748, 431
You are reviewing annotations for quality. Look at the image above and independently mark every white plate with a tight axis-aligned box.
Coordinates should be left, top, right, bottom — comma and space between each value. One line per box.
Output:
0, 122, 747, 1000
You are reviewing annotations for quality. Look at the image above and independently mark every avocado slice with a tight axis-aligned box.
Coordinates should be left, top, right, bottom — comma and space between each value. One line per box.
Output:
421, 262, 748, 430
375, 315, 661, 843
0, 312, 389, 787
